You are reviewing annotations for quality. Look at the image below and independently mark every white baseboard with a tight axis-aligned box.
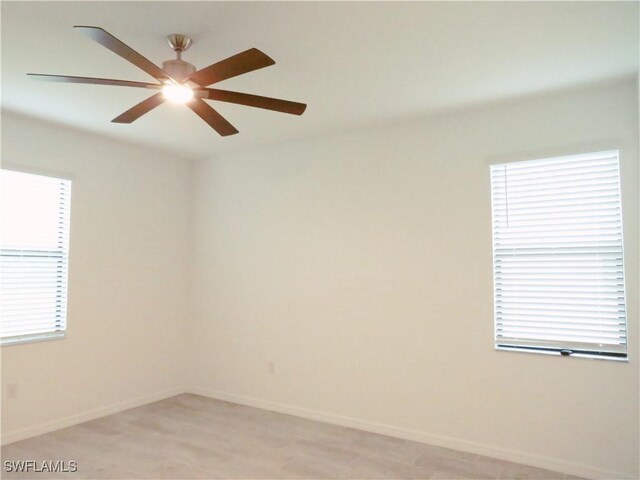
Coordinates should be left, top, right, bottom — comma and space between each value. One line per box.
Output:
191, 386, 635, 480
1, 387, 187, 445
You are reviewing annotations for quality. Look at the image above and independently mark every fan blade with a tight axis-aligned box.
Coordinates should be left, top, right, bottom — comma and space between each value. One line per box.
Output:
27, 73, 160, 89
186, 48, 275, 87
202, 88, 307, 115
112, 92, 166, 123
187, 98, 238, 136
75, 26, 174, 83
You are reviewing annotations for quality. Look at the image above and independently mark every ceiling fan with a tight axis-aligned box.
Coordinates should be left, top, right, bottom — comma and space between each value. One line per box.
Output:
28, 26, 307, 136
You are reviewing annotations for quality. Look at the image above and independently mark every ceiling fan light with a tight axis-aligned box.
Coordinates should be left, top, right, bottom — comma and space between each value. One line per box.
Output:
162, 84, 193, 103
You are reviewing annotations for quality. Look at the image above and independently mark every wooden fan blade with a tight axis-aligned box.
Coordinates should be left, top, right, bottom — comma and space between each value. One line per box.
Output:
186, 48, 275, 87
202, 88, 307, 115
75, 26, 174, 83
187, 98, 238, 136
112, 92, 166, 123
27, 73, 160, 89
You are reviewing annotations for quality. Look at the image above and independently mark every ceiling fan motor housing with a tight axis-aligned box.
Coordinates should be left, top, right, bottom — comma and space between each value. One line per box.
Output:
162, 59, 196, 80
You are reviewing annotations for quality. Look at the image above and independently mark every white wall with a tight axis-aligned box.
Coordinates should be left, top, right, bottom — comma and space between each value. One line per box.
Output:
1, 79, 637, 478
1, 112, 192, 442
190, 78, 639, 478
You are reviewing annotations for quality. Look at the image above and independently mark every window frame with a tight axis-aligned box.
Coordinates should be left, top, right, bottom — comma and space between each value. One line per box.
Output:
1, 167, 73, 347
489, 150, 628, 362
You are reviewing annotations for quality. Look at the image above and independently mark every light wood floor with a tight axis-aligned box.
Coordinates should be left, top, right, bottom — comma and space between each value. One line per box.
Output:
2, 394, 579, 479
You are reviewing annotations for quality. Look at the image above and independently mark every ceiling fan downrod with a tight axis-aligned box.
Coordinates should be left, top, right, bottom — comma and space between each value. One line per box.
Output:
163, 34, 195, 79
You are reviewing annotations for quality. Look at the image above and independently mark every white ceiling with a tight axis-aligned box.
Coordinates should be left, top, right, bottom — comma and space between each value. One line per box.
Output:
2, 1, 638, 160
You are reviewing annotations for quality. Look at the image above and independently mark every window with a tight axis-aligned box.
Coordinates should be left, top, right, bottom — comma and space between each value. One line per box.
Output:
1, 170, 72, 345
490, 151, 627, 360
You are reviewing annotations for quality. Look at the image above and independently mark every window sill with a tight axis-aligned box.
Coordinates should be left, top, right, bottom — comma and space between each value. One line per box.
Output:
1, 331, 66, 347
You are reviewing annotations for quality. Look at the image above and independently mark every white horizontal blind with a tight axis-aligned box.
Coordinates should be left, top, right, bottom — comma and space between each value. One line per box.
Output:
1, 170, 71, 343
490, 151, 627, 359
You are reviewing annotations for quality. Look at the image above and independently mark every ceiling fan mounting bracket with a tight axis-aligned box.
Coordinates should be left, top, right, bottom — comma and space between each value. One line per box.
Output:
166, 34, 193, 54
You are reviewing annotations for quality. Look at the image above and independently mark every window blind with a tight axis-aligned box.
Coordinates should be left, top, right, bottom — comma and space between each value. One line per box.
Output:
490, 151, 627, 359
1, 170, 71, 344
